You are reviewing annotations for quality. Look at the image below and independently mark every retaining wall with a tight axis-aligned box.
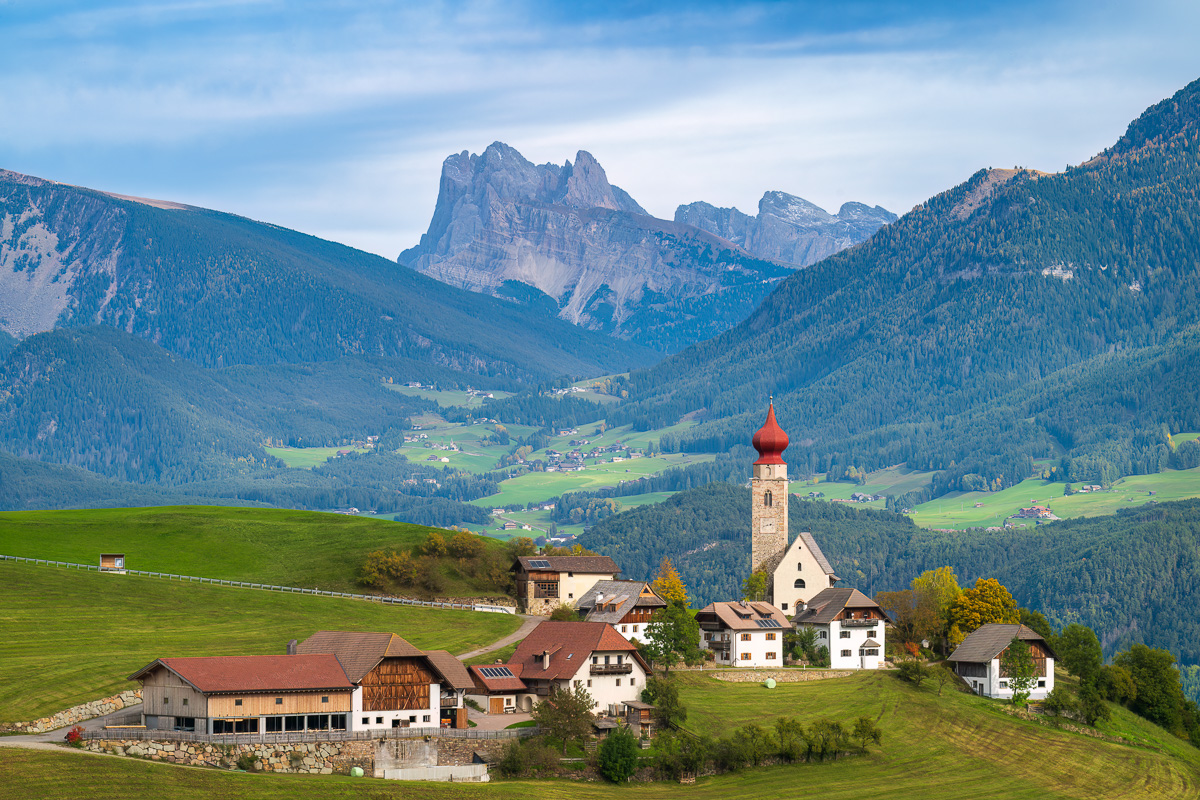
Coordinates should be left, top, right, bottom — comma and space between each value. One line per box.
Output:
0, 690, 142, 734
709, 670, 854, 683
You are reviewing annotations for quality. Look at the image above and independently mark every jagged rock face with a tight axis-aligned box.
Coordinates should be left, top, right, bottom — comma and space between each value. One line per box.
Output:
401, 143, 804, 352
401, 144, 895, 351
675, 191, 897, 267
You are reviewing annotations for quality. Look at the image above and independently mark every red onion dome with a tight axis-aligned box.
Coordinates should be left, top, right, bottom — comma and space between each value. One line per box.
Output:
752, 402, 789, 465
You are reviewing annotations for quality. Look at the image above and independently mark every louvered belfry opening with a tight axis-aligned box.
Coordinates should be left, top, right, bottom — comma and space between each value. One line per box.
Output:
361, 657, 434, 711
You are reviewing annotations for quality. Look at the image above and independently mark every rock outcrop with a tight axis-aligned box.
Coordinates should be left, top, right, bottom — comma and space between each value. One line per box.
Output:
400, 144, 893, 352
675, 191, 896, 267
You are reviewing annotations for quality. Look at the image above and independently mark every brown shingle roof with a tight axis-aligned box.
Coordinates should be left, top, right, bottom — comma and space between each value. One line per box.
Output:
516, 555, 620, 575
694, 600, 789, 631
423, 650, 475, 691
948, 624, 1057, 663
510, 621, 647, 680
295, 630, 423, 684
130, 655, 353, 694
791, 588, 889, 625
577, 580, 666, 624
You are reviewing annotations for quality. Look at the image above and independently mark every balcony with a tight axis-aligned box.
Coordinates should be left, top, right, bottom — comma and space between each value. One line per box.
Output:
590, 663, 633, 675
440, 697, 460, 708
706, 639, 730, 651
839, 619, 880, 628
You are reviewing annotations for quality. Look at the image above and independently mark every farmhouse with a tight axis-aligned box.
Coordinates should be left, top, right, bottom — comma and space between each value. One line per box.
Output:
948, 623, 1057, 700
128, 654, 354, 735
468, 621, 648, 714
695, 600, 789, 666
513, 555, 620, 615
575, 580, 668, 642
294, 631, 474, 730
792, 588, 891, 670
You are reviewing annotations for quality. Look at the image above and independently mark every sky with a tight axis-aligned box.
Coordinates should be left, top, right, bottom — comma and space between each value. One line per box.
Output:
2, 0, 1199, 259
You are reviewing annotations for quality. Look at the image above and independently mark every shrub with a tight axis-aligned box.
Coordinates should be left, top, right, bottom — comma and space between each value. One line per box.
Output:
775, 717, 805, 762
1043, 687, 1079, 719
65, 725, 85, 747
732, 723, 775, 766
897, 660, 931, 687
851, 717, 883, 751
236, 753, 257, 771
597, 726, 640, 782
549, 604, 579, 621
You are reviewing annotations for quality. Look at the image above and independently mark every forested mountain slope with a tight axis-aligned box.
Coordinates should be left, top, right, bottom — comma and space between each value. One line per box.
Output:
610, 77, 1200, 494
580, 483, 1200, 665
0, 169, 654, 379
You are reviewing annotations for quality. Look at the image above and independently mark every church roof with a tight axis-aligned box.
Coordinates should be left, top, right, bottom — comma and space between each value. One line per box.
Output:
795, 531, 837, 578
752, 402, 789, 466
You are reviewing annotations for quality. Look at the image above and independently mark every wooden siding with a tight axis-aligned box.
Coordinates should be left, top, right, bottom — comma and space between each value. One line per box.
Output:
209, 691, 351, 717
620, 607, 655, 624
138, 666, 208, 717
361, 657, 435, 712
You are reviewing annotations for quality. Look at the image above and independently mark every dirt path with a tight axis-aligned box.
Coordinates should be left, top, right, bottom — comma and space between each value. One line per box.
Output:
457, 614, 542, 660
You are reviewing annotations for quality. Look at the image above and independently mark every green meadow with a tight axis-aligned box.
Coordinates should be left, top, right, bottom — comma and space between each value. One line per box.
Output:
0, 561, 521, 723
910, 467, 1200, 529
264, 445, 369, 468
0, 506, 503, 594
382, 385, 514, 408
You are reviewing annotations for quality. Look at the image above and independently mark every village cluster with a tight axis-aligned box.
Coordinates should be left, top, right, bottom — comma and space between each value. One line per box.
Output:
125, 405, 1056, 745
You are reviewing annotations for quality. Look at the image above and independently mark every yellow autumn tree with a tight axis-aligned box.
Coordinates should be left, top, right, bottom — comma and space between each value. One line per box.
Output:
948, 577, 1019, 635
652, 557, 689, 606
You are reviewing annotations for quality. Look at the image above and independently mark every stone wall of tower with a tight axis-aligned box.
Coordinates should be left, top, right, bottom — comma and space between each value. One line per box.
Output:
751, 462, 789, 573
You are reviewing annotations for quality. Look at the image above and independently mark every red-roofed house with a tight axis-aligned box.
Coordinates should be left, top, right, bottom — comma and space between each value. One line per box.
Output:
128, 654, 354, 735
695, 601, 789, 666
468, 621, 649, 714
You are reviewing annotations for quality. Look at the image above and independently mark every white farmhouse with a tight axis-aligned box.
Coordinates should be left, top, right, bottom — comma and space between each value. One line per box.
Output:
948, 623, 1057, 700
792, 588, 890, 670
695, 601, 789, 667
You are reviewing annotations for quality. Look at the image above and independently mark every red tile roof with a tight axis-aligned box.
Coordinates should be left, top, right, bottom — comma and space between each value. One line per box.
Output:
130, 655, 353, 694
510, 621, 648, 680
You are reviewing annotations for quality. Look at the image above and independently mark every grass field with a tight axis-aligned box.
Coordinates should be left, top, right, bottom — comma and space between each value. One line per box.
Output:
0, 561, 521, 723
2, 669, 1196, 799
477, 492, 680, 539
0, 506, 503, 595
910, 466, 1200, 529
382, 386, 513, 408
264, 446, 369, 468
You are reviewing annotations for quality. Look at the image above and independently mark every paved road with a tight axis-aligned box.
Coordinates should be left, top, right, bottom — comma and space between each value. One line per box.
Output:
0, 705, 141, 750
457, 615, 542, 661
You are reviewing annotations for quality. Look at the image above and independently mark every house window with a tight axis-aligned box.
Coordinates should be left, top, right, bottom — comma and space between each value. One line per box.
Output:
575, 680, 582, 688
741, 652, 751, 660
741, 633, 751, 641
841, 650, 851, 657
630, 678, 635, 686
234, 699, 242, 706
616, 679, 621, 687
321, 696, 329, 703
766, 633, 777, 641
797, 562, 803, 571
819, 631, 827, 639
505, 698, 512, 706
592, 656, 598, 664
794, 579, 806, 589
861, 648, 879, 656
840, 631, 851, 639
622, 625, 627, 632
604, 655, 611, 665
423, 715, 431, 722
392, 719, 401, 728
782, 603, 788, 611
376, 717, 383, 724
867, 629, 877, 638
617, 655, 623, 665
275, 698, 283, 705
173, 717, 196, 732
764, 491, 773, 507
362, 717, 369, 725
587, 680, 592, 687
1038, 680, 1046, 688
409, 715, 417, 722
766, 651, 777, 660
633, 625, 639, 633
182, 698, 188, 707
1000, 681, 1008, 689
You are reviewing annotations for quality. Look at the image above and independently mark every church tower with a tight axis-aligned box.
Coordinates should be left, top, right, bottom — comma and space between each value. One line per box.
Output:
751, 401, 789, 574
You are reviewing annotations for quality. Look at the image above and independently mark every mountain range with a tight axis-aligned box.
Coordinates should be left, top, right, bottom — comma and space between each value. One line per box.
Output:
398, 143, 892, 352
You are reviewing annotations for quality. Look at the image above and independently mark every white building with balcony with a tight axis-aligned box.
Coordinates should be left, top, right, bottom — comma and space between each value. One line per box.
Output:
792, 588, 891, 669
695, 601, 789, 667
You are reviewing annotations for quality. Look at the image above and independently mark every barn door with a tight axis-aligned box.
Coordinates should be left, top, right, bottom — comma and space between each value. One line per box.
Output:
489, 697, 504, 715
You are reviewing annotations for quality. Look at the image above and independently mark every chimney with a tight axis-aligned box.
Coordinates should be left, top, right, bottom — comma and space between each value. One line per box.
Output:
286, 639, 297, 656
542, 651, 551, 670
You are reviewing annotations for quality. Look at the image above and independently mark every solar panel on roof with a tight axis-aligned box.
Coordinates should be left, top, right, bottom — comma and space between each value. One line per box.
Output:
479, 666, 514, 679
527, 559, 551, 569
755, 619, 783, 628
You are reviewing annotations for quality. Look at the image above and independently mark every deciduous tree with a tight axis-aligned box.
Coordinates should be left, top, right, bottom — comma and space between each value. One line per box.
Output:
949, 578, 1019, 634
597, 726, 639, 782
652, 557, 689, 606
532, 683, 595, 754
1000, 638, 1037, 705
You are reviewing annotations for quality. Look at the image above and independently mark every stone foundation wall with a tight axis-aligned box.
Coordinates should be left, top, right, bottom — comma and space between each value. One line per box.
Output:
437, 736, 511, 765
0, 690, 142, 734
709, 669, 854, 683
83, 738, 375, 775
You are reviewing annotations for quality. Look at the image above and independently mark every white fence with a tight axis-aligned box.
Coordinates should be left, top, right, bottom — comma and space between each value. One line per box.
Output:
0, 554, 515, 614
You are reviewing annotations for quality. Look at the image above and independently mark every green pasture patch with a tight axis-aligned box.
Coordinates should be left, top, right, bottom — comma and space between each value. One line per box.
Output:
910, 467, 1200, 529
264, 445, 368, 468
382, 385, 513, 408
0, 505, 501, 594
0, 562, 520, 723
1172, 432, 1200, 448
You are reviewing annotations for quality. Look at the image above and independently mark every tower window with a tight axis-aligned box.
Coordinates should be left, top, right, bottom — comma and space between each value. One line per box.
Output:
764, 491, 773, 507
794, 579, 806, 589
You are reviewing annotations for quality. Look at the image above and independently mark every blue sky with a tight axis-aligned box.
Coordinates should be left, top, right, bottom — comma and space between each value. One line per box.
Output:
2, 0, 1199, 258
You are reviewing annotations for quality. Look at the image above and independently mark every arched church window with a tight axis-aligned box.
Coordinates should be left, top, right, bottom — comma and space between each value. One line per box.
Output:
764, 491, 773, 507
794, 579, 806, 589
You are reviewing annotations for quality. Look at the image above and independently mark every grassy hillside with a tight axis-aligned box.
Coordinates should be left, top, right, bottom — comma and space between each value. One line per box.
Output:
0, 506, 506, 595
0, 561, 521, 723
2, 670, 1197, 798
